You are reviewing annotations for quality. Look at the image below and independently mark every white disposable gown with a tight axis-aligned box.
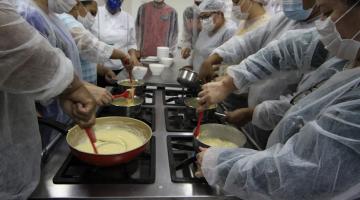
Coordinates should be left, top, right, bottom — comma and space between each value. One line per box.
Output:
193, 22, 237, 72
202, 31, 360, 199
0, 0, 74, 199
227, 28, 329, 101
252, 58, 348, 131
213, 12, 318, 106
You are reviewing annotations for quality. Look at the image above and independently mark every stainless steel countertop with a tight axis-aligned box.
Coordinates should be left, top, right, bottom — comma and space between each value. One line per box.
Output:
117, 57, 189, 87
30, 62, 240, 199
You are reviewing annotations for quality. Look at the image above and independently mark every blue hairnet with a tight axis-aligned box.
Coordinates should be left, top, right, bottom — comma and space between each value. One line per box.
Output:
199, 0, 226, 13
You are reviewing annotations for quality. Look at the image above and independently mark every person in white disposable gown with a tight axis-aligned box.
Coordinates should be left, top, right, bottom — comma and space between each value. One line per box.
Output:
91, 0, 140, 75
56, 0, 134, 91
0, 0, 96, 199
192, 0, 237, 72
199, 0, 321, 108
20, 0, 120, 106
195, 0, 360, 199
231, 0, 271, 36
180, 1, 202, 60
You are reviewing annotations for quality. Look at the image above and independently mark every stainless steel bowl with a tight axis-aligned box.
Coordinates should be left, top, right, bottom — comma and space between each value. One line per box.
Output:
177, 68, 200, 88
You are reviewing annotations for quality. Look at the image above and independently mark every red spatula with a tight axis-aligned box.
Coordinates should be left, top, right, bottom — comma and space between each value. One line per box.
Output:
194, 112, 204, 138
112, 90, 130, 99
85, 128, 98, 154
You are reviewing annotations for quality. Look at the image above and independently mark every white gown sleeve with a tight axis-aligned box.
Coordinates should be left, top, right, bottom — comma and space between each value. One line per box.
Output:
0, 1, 74, 101
69, 26, 114, 63
226, 28, 327, 93
202, 90, 360, 200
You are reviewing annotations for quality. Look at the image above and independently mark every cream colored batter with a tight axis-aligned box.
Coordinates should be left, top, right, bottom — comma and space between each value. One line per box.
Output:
75, 128, 144, 154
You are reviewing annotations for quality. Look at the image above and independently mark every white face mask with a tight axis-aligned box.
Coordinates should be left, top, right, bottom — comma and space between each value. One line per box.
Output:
201, 16, 215, 32
78, 11, 96, 29
48, 0, 77, 14
232, 0, 252, 20
315, 1, 360, 61
154, 0, 163, 3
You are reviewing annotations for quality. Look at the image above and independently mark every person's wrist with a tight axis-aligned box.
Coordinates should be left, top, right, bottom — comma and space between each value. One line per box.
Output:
62, 75, 83, 96
210, 53, 223, 65
246, 108, 254, 121
221, 76, 236, 93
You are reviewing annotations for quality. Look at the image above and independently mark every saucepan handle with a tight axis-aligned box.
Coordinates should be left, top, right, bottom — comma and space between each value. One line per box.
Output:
37, 117, 69, 135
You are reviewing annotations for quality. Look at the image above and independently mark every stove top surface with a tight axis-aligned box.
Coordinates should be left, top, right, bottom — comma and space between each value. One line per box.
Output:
162, 87, 198, 106
164, 107, 222, 132
53, 137, 156, 184
167, 135, 208, 184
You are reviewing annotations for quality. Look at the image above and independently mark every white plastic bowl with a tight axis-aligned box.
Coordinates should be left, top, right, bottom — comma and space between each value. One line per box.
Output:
149, 64, 165, 76
132, 66, 148, 79
160, 57, 174, 68
157, 47, 170, 58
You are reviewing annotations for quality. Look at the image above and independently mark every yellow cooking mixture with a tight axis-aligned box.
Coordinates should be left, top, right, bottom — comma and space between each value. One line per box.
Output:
75, 128, 144, 154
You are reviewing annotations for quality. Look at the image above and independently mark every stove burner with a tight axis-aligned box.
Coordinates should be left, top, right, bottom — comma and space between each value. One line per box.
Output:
97, 106, 156, 131
167, 136, 207, 183
162, 87, 196, 106
111, 87, 155, 105
53, 137, 156, 184
165, 107, 220, 132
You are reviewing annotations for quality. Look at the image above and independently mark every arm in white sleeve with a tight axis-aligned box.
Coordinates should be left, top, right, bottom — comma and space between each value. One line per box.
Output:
70, 26, 114, 63
226, 28, 328, 93
212, 13, 290, 65
202, 91, 360, 200
252, 99, 292, 130
135, 5, 144, 51
212, 19, 271, 65
169, 10, 179, 54
179, 29, 192, 49
0, 2, 73, 101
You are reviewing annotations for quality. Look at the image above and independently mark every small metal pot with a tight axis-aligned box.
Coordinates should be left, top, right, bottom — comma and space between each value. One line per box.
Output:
193, 123, 247, 152
117, 79, 146, 97
111, 96, 144, 117
177, 68, 201, 89
184, 97, 217, 121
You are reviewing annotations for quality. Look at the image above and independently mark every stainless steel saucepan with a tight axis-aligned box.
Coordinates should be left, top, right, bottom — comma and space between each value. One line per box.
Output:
177, 68, 202, 89
193, 123, 247, 151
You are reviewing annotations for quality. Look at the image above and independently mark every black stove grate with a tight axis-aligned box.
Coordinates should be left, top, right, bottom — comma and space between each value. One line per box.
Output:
97, 106, 156, 131
162, 88, 197, 106
53, 137, 156, 184
164, 107, 221, 132
167, 135, 207, 183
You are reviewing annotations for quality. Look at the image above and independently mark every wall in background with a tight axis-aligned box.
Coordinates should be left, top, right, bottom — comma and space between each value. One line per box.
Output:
95, 0, 194, 45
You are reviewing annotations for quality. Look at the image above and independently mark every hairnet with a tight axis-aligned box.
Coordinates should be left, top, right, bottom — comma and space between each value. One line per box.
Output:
199, 0, 226, 13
